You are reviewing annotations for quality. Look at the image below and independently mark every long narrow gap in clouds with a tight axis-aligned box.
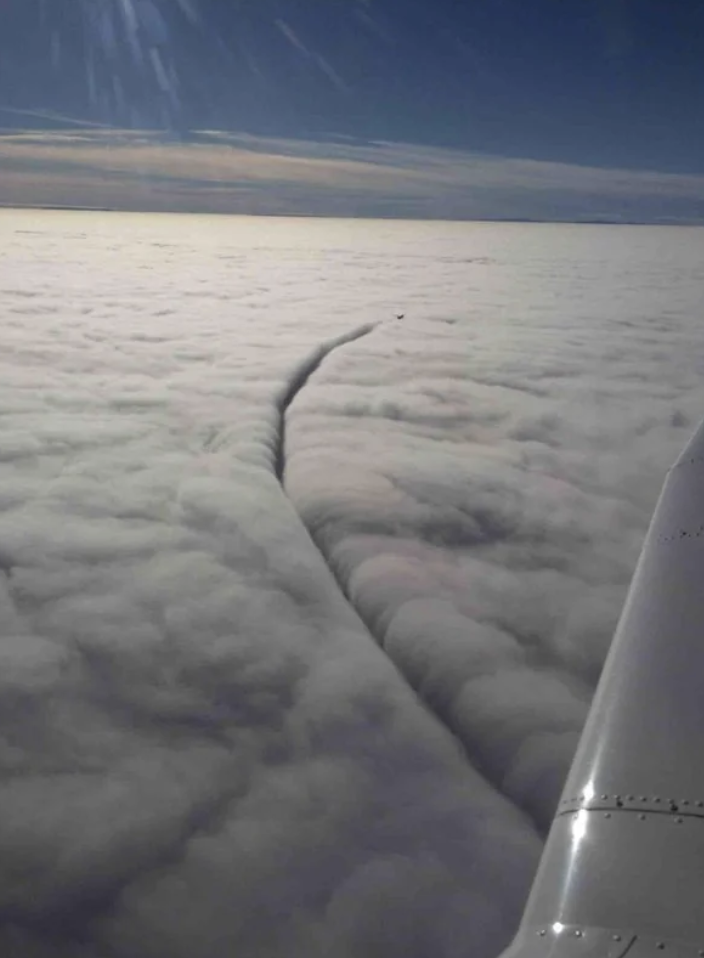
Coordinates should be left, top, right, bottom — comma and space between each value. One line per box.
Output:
273, 324, 559, 837
273, 323, 378, 482
267, 321, 533, 824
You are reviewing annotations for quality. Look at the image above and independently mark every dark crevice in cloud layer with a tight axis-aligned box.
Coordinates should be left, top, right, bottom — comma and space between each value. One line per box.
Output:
274, 323, 378, 482
273, 325, 555, 836
272, 322, 512, 811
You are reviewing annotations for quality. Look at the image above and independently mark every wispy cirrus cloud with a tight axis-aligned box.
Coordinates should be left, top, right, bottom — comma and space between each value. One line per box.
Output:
1, 126, 704, 221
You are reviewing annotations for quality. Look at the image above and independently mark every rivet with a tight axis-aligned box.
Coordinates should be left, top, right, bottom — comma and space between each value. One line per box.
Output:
538, 930, 546, 937
657, 943, 665, 951
604, 812, 612, 819
640, 795, 647, 801
601, 794, 608, 800
675, 817, 684, 824
682, 800, 690, 806
627, 795, 635, 801
654, 797, 662, 803
613, 934, 622, 942
697, 801, 704, 808
574, 930, 583, 938
639, 814, 646, 821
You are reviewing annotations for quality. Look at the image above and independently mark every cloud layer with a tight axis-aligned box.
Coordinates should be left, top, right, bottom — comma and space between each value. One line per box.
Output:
1, 209, 704, 956
283, 222, 704, 832
2, 127, 704, 222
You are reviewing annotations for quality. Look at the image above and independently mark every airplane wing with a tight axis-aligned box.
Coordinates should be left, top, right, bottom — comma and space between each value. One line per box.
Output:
499, 418, 704, 958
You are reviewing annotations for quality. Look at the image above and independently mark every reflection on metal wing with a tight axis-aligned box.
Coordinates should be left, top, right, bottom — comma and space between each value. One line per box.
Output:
499, 419, 704, 958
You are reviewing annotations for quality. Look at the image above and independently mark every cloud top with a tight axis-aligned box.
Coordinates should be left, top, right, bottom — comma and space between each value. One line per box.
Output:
1, 210, 704, 956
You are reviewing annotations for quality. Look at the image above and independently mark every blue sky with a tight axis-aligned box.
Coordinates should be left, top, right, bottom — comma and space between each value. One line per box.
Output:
2, 0, 703, 172
1, 0, 704, 218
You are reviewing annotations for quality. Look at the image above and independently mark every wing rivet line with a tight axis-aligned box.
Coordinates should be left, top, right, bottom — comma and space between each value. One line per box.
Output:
524, 926, 704, 953
559, 793, 704, 819
656, 523, 704, 542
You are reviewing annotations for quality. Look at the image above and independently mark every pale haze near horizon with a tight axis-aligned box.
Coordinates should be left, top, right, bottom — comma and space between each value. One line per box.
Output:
1, 209, 704, 957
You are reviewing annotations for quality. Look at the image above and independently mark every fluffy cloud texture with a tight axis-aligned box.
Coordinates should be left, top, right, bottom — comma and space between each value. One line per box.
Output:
2, 127, 704, 222
0, 208, 703, 957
